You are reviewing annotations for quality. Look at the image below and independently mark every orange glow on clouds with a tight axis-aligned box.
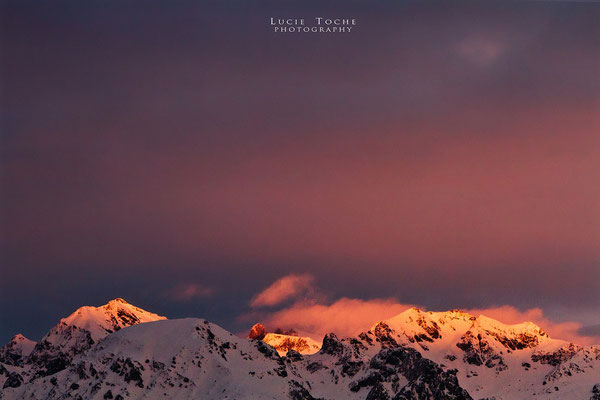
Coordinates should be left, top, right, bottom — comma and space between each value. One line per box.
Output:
250, 274, 314, 308
243, 274, 598, 345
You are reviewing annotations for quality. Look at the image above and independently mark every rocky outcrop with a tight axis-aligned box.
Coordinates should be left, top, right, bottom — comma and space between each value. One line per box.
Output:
248, 323, 266, 340
531, 343, 581, 366
456, 332, 507, 371
350, 347, 472, 400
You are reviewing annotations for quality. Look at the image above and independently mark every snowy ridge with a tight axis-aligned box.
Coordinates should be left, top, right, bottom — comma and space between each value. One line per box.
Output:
362, 308, 599, 399
247, 323, 321, 356
262, 333, 321, 356
58, 298, 166, 342
1, 301, 599, 399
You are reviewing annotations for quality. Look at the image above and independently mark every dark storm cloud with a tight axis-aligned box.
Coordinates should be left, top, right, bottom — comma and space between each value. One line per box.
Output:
1, 0, 599, 343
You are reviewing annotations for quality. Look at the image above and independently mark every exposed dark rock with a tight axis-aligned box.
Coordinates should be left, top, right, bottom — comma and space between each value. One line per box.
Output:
591, 383, 600, 400
366, 382, 390, 400
358, 332, 374, 346
307, 361, 327, 373
414, 314, 442, 340
285, 349, 303, 362
350, 347, 472, 400
288, 380, 321, 400
248, 323, 267, 340
487, 329, 544, 351
341, 359, 364, 377
0, 335, 36, 367
532, 343, 581, 366
320, 334, 345, 356
456, 332, 507, 371
28, 326, 95, 377
371, 323, 400, 348
255, 340, 279, 359
110, 357, 144, 388
2, 372, 23, 389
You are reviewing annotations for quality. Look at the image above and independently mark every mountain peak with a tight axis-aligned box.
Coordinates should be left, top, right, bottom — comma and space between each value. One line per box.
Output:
385, 307, 476, 330
59, 299, 166, 341
25, 299, 167, 376
394, 307, 476, 321
475, 314, 548, 338
404, 306, 424, 315
105, 298, 129, 306
27, 299, 166, 368
0, 334, 36, 366
12, 334, 29, 342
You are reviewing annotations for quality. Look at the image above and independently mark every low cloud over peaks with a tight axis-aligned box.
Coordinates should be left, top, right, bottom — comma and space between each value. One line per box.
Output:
257, 298, 415, 338
243, 276, 599, 345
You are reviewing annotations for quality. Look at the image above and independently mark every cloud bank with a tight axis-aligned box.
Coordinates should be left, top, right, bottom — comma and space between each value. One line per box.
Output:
245, 276, 599, 345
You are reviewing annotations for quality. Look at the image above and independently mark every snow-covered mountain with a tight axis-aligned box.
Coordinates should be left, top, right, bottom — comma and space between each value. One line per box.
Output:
360, 308, 600, 399
262, 333, 321, 356
1, 301, 599, 400
248, 323, 321, 356
2, 298, 165, 387
0, 335, 36, 367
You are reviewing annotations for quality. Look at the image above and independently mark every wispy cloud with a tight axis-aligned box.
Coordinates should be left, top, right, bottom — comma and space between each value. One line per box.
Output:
165, 283, 214, 302
250, 273, 315, 308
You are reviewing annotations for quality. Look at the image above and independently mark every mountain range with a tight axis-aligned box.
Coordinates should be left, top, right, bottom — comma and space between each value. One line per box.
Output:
1, 299, 598, 399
